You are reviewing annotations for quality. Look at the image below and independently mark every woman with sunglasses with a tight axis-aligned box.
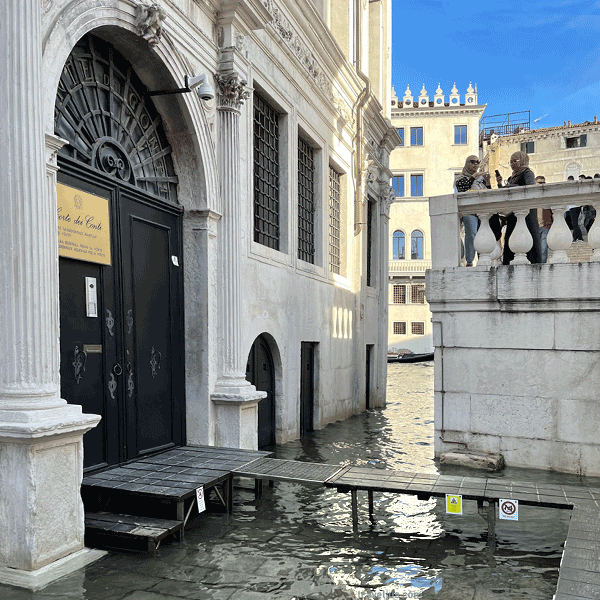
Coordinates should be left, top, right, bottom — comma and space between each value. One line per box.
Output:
455, 155, 490, 266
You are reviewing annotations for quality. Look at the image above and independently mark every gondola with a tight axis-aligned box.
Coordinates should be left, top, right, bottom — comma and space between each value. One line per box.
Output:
387, 351, 434, 363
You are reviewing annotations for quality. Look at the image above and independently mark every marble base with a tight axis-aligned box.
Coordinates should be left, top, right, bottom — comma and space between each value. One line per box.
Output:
0, 548, 106, 591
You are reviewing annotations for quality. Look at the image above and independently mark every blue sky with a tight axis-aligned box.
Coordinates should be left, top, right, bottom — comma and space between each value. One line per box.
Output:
391, 0, 600, 129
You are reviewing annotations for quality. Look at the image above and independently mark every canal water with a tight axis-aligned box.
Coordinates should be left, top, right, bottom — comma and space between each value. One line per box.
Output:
3, 362, 598, 600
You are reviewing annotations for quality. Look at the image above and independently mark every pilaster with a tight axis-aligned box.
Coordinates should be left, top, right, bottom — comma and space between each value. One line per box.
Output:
210, 53, 265, 450
0, 0, 101, 587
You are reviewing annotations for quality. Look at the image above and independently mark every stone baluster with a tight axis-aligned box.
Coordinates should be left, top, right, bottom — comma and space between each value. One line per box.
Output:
507, 210, 532, 265
547, 204, 572, 264
587, 202, 600, 261
473, 212, 497, 266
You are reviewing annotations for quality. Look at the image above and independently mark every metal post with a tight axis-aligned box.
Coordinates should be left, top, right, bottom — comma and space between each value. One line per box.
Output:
351, 489, 358, 532
368, 490, 374, 522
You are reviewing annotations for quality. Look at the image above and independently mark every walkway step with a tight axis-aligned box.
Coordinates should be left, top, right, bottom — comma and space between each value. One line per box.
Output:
85, 512, 183, 557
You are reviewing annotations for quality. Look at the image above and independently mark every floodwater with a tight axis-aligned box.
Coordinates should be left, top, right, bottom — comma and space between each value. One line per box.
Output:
3, 362, 599, 600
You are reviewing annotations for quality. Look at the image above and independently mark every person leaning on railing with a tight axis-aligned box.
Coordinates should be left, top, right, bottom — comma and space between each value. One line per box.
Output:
494, 151, 542, 264
455, 155, 491, 266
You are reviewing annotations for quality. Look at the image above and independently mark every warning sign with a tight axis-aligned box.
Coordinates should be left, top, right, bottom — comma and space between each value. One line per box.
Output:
445, 494, 462, 515
196, 487, 206, 513
499, 499, 519, 521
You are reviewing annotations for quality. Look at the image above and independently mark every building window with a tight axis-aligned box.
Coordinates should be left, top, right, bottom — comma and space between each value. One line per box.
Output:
566, 134, 587, 148
397, 128, 404, 146
253, 93, 280, 250
520, 141, 535, 154
411, 322, 425, 335
393, 322, 406, 335
410, 174, 423, 197
392, 175, 404, 197
411, 284, 425, 304
329, 166, 341, 274
392, 230, 405, 260
454, 125, 467, 145
411, 230, 424, 259
366, 200, 374, 287
298, 137, 315, 263
410, 127, 423, 146
393, 284, 406, 304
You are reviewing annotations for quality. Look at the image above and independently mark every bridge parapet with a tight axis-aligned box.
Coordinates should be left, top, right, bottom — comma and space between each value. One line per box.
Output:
430, 179, 600, 268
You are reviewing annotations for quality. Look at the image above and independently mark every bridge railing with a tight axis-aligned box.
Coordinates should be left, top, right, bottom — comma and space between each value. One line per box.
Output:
429, 179, 600, 268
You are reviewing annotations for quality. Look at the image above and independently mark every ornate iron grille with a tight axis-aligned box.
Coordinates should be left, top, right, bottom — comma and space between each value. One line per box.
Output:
298, 138, 315, 263
54, 35, 178, 203
253, 93, 280, 249
328, 166, 341, 274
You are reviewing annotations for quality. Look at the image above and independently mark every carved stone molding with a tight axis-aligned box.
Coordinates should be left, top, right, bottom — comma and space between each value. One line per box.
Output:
381, 185, 396, 218
135, 2, 165, 47
215, 72, 251, 112
259, 0, 353, 125
42, 0, 53, 13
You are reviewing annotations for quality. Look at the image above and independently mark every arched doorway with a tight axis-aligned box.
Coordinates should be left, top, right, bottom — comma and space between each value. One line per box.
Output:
55, 34, 185, 470
246, 336, 276, 449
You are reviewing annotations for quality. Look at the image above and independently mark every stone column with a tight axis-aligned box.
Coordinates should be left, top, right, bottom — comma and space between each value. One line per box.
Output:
0, 0, 101, 589
211, 64, 265, 449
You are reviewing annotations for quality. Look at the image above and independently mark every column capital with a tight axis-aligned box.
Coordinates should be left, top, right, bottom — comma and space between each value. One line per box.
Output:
215, 71, 252, 112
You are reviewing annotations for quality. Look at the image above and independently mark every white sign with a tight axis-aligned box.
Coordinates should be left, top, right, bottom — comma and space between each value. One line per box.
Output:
196, 487, 206, 513
499, 499, 519, 521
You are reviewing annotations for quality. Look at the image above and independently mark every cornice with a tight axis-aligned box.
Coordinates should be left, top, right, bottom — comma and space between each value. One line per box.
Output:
391, 105, 486, 120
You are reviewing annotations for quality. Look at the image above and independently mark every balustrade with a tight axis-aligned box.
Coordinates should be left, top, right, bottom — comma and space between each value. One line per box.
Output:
430, 179, 600, 268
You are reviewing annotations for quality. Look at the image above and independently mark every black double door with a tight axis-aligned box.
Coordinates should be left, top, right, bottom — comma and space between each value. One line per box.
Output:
59, 161, 185, 471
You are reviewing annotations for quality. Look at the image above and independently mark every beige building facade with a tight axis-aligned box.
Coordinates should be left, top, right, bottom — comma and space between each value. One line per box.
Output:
483, 118, 600, 182
387, 84, 486, 354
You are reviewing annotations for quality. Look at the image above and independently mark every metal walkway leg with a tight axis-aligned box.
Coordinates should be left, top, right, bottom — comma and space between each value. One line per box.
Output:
351, 489, 358, 532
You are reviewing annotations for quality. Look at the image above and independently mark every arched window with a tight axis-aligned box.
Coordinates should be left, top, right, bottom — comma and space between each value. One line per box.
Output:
392, 230, 405, 260
411, 230, 424, 259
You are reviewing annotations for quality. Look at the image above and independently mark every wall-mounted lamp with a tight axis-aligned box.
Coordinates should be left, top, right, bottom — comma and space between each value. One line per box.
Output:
147, 73, 215, 100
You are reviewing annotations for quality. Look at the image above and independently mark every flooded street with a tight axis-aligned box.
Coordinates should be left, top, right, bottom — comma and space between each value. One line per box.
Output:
3, 362, 597, 600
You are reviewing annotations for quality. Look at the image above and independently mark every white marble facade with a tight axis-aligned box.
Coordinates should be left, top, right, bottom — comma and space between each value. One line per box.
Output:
0, 0, 396, 586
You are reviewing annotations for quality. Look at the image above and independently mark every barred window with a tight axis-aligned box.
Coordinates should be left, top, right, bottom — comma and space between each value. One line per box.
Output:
393, 284, 406, 304
253, 93, 280, 249
298, 137, 315, 263
329, 166, 341, 274
393, 322, 406, 335
411, 284, 425, 304
366, 200, 374, 286
411, 322, 425, 335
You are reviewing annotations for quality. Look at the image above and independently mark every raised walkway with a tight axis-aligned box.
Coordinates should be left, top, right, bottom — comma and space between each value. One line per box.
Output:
84, 448, 600, 599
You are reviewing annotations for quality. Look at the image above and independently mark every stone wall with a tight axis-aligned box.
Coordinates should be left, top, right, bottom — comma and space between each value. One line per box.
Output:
427, 264, 600, 476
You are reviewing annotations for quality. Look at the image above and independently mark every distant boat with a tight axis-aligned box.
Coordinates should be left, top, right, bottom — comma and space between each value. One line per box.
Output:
387, 351, 434, 363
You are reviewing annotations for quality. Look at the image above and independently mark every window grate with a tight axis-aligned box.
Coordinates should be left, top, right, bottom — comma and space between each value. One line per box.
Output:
329, 166, 341, 274
393, 284, 406, 304
411, 284, 425, 304
393, 322, 406, 335
298, 137, 315, 263
253, 93, 280, 249
411, 322, 425, 335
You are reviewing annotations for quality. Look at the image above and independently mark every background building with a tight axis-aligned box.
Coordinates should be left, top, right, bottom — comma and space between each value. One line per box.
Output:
387, 83, 485, 354
0, 0, 398, 588
482, 116, 600, 182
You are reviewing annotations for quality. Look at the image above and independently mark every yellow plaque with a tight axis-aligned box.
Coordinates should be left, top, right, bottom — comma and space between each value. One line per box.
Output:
445, 494, 462, 515
57, 183, 111, 265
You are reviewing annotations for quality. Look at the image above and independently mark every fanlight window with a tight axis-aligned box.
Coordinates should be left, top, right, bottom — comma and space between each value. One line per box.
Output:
54, 34, 178, 203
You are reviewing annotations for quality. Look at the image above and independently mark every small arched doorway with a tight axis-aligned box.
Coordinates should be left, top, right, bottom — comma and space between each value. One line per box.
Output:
55, 33, 185, 470
246, 335, 276, 449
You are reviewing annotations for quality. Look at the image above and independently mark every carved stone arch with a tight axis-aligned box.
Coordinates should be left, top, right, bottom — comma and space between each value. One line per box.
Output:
42, 6, 218, 210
